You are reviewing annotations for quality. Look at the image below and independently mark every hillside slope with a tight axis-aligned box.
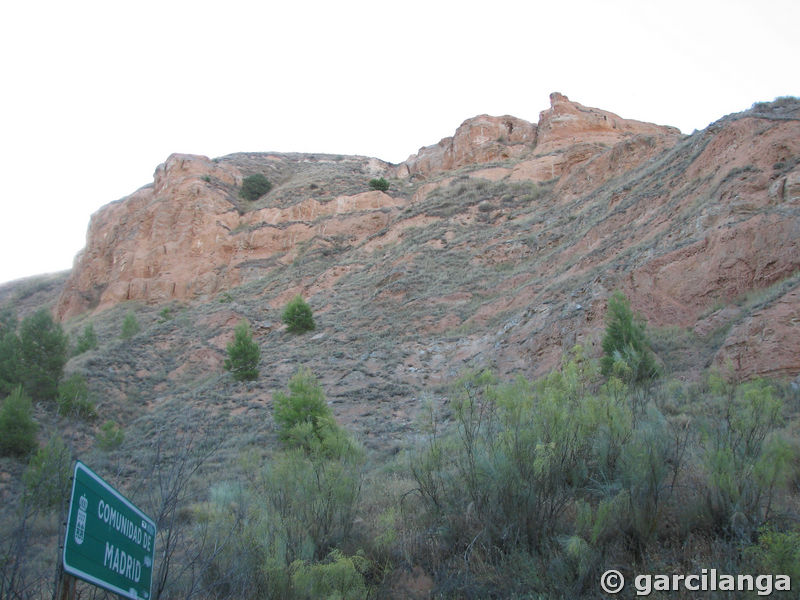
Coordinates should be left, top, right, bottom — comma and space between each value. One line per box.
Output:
54, 93, 800, 389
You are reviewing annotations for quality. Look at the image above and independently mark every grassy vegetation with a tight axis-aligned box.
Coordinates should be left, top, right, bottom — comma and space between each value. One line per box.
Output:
4, 319, 798, 599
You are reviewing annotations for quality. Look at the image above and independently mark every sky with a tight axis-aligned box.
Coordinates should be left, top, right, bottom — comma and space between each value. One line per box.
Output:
0, 0, 798, 285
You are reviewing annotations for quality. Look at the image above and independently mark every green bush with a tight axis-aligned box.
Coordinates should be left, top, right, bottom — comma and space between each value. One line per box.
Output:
600, 291, 659, 384
0, 306, 15, 334
120, 311, 140, 340
74, 322, 97, 354
700, 376, 794, 536
407, 349, 691, 594
290, 550, 369, 600
746, 528, 800, 584
22, 434, 72, 511
282, 295, 315, 334
0, 386, 38, 457
273, 368, 334, 447
18, 309, 69, 401
96, 420, 124, 451
240, 173, 273, 201
201, 448, 365, 598
224, 320, 260, 381
368, 177, 390, 192
0, 328, 21, 395
57, 373, 96, 419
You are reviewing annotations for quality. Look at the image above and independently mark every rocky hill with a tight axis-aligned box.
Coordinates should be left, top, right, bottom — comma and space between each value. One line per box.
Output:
2, 92, 800, 600
54, 93, 800, 390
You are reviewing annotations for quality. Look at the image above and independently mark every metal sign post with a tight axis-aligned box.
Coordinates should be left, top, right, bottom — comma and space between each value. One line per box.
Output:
62, 461, 157, 600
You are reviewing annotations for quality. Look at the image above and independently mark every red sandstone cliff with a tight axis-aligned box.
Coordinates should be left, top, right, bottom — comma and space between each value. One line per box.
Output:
55, 94, 800, 380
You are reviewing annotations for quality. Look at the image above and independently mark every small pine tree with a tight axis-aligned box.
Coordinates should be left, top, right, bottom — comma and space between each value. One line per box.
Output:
240, 174, 273, 201
57, 373, 96, 419
97, 420, 124, 451
74, 322, 98, 354
0, 306, 16, 335
600, 291, 659, 383
18, 309, 68, 401
0, 329, 21, 395
282, 295, 315, 334
0, 386, 38, 457
224, 320, 260, 381
22, 434, 72, 511
120, 311, 140, 339
369, 177, 390, 192
273, 367, 336, 448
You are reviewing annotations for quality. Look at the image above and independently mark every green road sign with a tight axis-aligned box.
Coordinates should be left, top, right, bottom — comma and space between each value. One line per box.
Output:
63, 461, 157, 600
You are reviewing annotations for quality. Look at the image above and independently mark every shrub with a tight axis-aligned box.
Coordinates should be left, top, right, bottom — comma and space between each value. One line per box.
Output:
411, 358, 616, 553
96, 420, 124, 451
408, 349, 689, 593
746, 528, 800, 584
203, 444, 365, 598
0, 386, 38, 457
18, 309, 69, 401
240, 174, 273, 201
273, 368, 333, 447
74, 322, 97, 354
290, 550, 370, 600
57, 373, 96, 419
700, 377, 793, 535
282, 295, 315, 334
22, 434, 72, 511
224, 320, 260, 381
120, 311, 140, 339
265, 447, 363, 558
368, 177, 390, 192
600, 291, 659, 384
0, 328, 21, 395
0, 306, 16, 334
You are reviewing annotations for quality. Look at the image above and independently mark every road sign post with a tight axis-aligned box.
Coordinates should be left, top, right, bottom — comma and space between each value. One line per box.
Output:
63, 461, 156, 600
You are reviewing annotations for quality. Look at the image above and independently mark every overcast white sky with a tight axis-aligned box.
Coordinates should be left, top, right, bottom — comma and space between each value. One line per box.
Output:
1, 0, 797, 285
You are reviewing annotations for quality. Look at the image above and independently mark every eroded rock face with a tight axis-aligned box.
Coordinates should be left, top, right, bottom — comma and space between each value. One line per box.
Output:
397, 115, 537, 178
55, 95, 800, 382
56, 153, 402, 319
57, 154, 242, 319
536, 92, 681, 153
396, 93, 681, 180
714, 288, 800, 379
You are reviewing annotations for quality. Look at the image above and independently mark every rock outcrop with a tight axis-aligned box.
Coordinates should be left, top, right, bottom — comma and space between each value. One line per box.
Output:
396, 93, 681, 180
396, 114, 537, 178
56, 153, 401, 319
536, 92, 681, 153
